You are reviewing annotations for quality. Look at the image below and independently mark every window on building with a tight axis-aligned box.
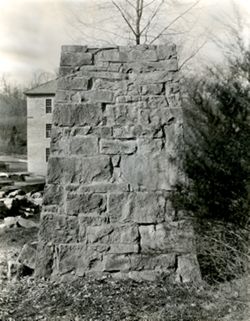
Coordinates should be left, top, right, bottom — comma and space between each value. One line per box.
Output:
45, 98, 52, 113
46, 148, 50, 162
46, 124, 52, 138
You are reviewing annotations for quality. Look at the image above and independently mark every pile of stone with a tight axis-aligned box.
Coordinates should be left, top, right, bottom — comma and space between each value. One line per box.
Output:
0, 189, 42, 220
0, 189, 43, 280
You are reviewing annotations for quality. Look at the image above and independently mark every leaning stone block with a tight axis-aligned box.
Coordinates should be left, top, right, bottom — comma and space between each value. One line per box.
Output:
100, 139, 137, 155
18, 243, 37, 270
175, 254, 202, 283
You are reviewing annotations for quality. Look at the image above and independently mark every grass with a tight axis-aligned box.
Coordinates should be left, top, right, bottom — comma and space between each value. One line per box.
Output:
0, 275, 247, 321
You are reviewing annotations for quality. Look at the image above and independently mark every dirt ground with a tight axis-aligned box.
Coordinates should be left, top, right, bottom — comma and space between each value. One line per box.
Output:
0, 225, 249, 321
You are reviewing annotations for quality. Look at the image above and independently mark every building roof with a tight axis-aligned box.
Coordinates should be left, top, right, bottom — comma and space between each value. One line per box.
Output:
25, 79, 57, 96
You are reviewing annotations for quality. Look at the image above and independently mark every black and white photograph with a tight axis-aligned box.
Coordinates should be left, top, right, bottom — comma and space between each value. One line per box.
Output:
0, 0, 249, 320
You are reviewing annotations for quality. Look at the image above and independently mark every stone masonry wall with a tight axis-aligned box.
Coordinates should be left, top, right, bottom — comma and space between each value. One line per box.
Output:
35, 44, 201, 282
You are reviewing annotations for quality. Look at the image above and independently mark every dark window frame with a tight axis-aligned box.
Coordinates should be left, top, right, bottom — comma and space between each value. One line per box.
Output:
45, 98, 52, 113
46, 123, 52, 138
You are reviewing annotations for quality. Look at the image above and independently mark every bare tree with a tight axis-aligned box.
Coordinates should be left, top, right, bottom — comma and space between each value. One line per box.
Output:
28, 70, 56, 89
65, 0, 209, 69
66, 0, 203, 45
112, 0, 201, 45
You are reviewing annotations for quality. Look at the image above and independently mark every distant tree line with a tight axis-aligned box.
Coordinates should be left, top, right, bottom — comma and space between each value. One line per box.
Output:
0, 76, 27, 155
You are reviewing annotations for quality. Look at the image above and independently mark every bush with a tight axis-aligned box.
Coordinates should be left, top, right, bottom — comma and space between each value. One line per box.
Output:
171, 51, 250, 283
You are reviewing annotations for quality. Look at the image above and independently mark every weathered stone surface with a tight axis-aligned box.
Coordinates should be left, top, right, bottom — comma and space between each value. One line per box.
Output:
18, 244, 37, 269
36, 44, 200, 281
157, 44, 177, 60
60, 52, 92, 66
130, 254, 176, 271
86, 90, 114, 103
120, 153, 178, 190
16, 217, 39, 229
141, 84, 163, 95
175, 254, 202, 283
54, 244, 103, 276
103, 254, 131, 272
65, 156, 111, 184
95, 49, 124, 63
100, 139, 137, 155
70, 136, 98, 156
39, 214, 78, 243
127, 47, 158, 62
78, 182, 129, 193
78, 215, 109, 241
35, 242, 54, 278
136, 71, 178, 84
66, 193, 107, 215
106, 104, 138, 126
138, 138, 163, 154
109, 244, 139, 254
108, 192, 167, 223
110, 157, 119, 170
57, 76, 90, 91
62, 45, 88, 53
50, 127, 70, 155
47, 157, 64, 184
53, 103, 103, 127
43, 184, 63, 205
139, 221, 194, 254
86, 224, 139, 244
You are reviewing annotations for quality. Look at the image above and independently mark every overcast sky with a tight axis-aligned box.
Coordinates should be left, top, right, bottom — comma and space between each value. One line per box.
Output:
0, 0, 249, 86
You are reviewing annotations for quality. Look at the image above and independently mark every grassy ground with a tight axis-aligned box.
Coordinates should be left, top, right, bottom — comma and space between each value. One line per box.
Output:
0, 226, 249, 321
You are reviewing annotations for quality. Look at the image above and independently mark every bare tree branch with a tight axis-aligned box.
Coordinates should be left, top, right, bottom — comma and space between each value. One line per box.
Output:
140, 0, 164, 34
112, 1, 137, 36
143, 0, 159, 9
179, 39, 207, 70
126, 0, 137, 9
150, 0, 201, 44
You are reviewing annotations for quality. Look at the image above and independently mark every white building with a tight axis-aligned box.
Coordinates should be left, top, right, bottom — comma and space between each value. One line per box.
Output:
25, 80, 57, 176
